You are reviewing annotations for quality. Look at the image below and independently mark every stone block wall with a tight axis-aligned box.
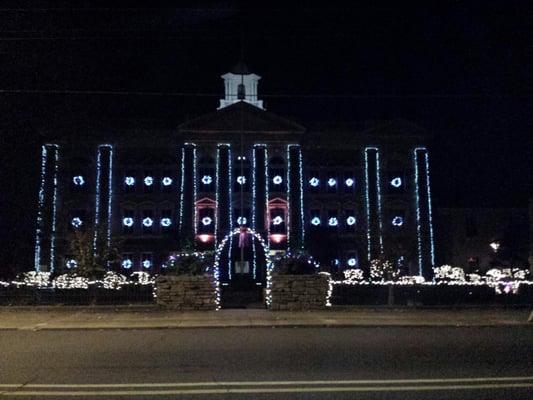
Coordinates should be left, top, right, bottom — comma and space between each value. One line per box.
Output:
155, 275, 217, 310
270, 274, 329, 311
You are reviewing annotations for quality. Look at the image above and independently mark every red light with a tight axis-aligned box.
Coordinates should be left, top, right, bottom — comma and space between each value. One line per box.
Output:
270, 234, 286, 243
197, 234, 214, 243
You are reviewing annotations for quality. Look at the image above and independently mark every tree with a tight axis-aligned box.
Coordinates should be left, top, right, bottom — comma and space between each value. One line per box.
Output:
67, 226, 122, 279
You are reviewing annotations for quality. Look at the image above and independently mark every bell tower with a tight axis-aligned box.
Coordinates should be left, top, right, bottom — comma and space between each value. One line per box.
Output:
218, 62, 264, 110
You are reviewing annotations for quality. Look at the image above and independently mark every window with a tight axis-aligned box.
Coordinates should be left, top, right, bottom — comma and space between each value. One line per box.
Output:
142, 209, 154, 234
326, 172, 337, 194
160, 209, 172, 230
344, 209, 356, 232
141, 252, 153, 269
123, 170, 136, 192
121, 253, 134, 269
122, 209, 135, 234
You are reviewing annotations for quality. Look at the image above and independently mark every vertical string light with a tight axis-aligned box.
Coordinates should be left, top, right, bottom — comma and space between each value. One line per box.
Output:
364, 147, 371, 261
49, 145, 59, 272
424, 150, 436, 268
286, 144, 291, 252
106, 145, 113, 247
227, 145, 233, 280
34, 145, 48, 271
93, 144, 112, 257
215, 146, 220, 245
265, 147, 270, 248
191, 144, 198, 237
364, 147, 383, 259
298, 146, 305, 249
93, 145, 103, 254
414, 148, 423, 276
179, 147, 185, 231
252, 145, 258, 280
375, 149, 384, 255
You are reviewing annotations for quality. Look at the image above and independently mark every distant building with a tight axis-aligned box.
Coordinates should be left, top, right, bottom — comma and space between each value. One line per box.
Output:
33, 63, 437, 286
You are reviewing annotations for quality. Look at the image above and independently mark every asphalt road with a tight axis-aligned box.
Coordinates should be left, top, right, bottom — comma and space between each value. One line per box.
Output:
0, 326, 532, 399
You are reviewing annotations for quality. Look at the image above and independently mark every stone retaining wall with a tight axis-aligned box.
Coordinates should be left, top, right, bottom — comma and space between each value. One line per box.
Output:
270, 274, 329, 310
155, 275, 217, 310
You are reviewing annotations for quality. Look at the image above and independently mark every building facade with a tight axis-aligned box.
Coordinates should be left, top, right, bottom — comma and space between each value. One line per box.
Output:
33, 64, 435, 286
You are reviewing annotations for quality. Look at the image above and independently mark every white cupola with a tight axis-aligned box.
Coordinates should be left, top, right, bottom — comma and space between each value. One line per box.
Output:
218, 62, 264, 110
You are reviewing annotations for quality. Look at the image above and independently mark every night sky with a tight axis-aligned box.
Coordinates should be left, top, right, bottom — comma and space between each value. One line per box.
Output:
1, 1, 532, 270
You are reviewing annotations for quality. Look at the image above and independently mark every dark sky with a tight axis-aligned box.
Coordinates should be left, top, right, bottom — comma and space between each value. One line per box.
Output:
1, 1, 532, 209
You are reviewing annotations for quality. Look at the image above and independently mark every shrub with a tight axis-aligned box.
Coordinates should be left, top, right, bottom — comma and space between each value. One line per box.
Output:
273, 253, 317, 275
163, 252, 213, 276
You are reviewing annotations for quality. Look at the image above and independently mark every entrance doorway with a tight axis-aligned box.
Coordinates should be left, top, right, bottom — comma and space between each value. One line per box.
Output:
215, 228, 270, 308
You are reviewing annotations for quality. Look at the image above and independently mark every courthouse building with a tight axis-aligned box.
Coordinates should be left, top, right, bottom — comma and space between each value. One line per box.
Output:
33, 63, 435, 286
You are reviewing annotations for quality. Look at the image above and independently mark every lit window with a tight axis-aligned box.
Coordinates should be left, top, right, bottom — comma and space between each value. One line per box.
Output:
162, 177, 173, 186
160, 218, 172, 227
392, 216, 404, 226
122, 217, 134, 227
272, 216, 283, 225
391, 177, 402, 188
309, 177, 320, 187
142, 217, 154, 227
72, 176, 85, 186
71, 217, 83, 228
328, 217, 339, 227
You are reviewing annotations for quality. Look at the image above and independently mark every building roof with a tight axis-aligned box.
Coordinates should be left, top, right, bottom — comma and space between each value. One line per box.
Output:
229, 61, 252, 75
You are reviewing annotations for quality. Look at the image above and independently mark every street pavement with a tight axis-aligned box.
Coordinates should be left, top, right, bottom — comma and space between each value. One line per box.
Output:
0, 325, 531, 399
0, 307, 531, 330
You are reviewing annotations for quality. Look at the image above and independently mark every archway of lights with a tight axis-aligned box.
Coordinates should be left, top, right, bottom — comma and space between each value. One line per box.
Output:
212, 227, 273, 309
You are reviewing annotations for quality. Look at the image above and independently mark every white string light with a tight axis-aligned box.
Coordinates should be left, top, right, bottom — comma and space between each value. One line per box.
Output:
34, 145, 48, 271
49, 144, 59, 272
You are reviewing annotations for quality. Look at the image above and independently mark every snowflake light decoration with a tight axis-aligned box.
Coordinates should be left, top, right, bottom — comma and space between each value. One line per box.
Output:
124, 176, 135, 186
121, 259, 133, 269
201, 175, 212, 185
236, 176, 246, 185
272, 175, 283, 185
122, 217, 134, 227
72, 175, 85, 186
311, 217, 321, 226
392, 216, 404, 226
66, 259, 77, 269
162, 177, 173, 186
345, 178, 354, 187
309, 177, 320, 187
346, 216, 356, 226
327, 178, 337, 187
328, 217, 338, 226
142, 217, 153, 227
201, 216, 213, 226
160, 218, 172, 227
237, 216, 247, 225
71, 217, 83, 228
272, 216, 283, 225
390, 177, 402, 188
143, 176, 154, 186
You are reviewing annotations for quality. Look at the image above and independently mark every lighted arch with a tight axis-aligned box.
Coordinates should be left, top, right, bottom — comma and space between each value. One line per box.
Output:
212, 227, 274, 309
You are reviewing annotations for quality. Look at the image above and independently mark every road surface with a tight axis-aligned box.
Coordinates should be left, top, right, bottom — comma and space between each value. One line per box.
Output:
0, 326, 531, 399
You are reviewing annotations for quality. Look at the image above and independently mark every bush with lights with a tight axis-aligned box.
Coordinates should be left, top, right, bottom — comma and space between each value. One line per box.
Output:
369, 258, 400, 281
163, 251, 214, 276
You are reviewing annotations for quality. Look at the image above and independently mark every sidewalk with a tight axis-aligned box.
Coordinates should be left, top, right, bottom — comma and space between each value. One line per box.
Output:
0, 307, 531, 330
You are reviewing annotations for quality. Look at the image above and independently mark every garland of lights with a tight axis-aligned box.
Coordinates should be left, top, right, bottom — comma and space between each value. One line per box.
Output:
286, 145, 291, 251
414, 147, 435, 274
212, 227, 273, 308
227, 145, 233, 279
364, 147, 384, 260
49, 144, 60, 272
93, 144, 113, 255
178, 147, 185, 230
34, 145, 48, 271
286, 144, 304, 251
